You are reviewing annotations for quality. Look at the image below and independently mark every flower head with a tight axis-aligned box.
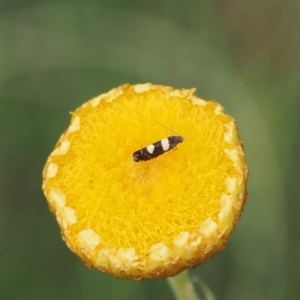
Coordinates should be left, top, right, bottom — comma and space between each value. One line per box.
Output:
42, 83, 248, 279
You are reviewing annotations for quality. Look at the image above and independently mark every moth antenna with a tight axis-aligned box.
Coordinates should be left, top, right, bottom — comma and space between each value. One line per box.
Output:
154, 120, 182, 136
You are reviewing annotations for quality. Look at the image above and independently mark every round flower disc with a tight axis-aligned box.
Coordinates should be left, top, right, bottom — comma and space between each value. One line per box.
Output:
42, 83, 248, 279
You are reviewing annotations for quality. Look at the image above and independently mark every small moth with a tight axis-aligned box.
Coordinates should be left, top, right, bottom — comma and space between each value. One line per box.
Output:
132, 122, 184, 162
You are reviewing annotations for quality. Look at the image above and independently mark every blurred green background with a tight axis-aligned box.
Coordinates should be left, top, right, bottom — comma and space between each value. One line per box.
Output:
1, 0, 299, 299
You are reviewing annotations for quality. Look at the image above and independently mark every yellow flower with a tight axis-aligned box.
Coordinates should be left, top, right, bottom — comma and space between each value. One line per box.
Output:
42, 83, 248, 280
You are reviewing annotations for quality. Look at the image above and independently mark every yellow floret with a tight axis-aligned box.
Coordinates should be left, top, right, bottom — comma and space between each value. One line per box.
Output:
42, 83, 248, 279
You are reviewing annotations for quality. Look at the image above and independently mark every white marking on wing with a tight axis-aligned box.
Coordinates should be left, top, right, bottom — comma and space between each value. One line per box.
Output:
146, 144, 155, 154
161, 138, 170, 151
